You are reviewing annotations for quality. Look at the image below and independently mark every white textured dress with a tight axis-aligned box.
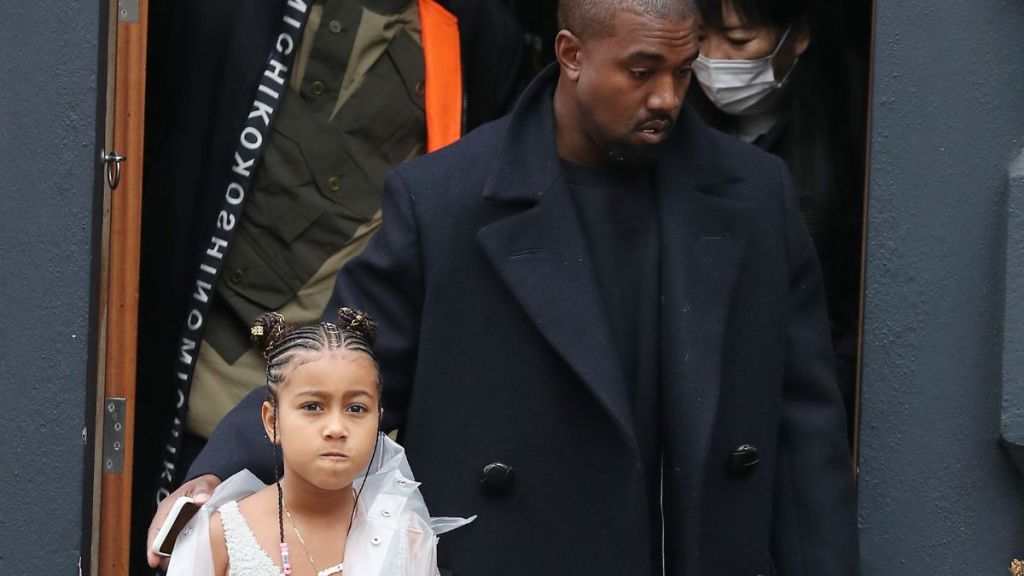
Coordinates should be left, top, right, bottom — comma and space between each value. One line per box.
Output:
219, 500, 284, 576
166, 435, 473, 576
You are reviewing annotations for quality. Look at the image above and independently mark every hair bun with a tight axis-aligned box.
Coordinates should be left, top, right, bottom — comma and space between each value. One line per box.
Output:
250, 312, 288, 359
336, 307, 378, 346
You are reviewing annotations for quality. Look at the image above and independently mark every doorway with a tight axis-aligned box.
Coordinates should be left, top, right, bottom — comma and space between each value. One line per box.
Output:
90, 1, 877, 573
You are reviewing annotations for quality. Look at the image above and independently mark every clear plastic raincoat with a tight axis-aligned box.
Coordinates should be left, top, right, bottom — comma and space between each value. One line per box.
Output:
166, 434, 473, 576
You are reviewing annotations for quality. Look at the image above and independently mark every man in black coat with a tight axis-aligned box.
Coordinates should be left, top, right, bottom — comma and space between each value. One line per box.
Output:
150, 0, 859, 573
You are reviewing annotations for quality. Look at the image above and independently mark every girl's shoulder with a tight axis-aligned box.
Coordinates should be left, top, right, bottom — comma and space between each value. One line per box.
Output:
164, 471, 270, 576
230, 484, 275, 518
212, 486, 284, 576
203, 470, 275, 532
216, 483, 279, 550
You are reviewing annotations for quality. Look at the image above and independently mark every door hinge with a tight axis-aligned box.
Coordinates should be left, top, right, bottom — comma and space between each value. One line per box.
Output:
117, 0, 139, 22
102, 398, 127, 474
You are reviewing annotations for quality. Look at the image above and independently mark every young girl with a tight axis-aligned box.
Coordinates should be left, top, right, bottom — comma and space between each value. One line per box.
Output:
167, 308, 472, 576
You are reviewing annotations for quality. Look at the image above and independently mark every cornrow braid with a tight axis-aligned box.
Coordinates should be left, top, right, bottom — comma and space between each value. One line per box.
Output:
251, 307, 381, 396
272, 398, 286, 568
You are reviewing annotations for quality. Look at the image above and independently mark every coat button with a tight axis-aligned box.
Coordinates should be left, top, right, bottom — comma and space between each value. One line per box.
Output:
728, 444, 760, 475
480, 462, 515, 494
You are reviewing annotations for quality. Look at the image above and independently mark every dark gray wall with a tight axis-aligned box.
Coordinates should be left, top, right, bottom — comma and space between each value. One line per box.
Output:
0, 1, 104, 572
858, 0, 1024, 573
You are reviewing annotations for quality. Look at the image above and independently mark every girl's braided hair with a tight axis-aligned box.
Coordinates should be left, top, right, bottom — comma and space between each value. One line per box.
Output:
250, 307, 380, 394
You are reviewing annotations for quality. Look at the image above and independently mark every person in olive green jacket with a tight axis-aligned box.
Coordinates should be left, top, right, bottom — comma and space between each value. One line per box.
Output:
136, 5, 523, 565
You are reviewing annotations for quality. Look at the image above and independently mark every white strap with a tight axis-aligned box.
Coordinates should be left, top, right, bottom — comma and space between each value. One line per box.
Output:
317, 562, 345, 576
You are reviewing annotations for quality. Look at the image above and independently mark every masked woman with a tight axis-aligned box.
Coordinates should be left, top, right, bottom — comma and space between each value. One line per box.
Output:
691, 0, 869, 440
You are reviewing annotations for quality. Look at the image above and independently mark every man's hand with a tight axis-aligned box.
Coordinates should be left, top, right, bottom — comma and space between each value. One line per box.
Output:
146, 474, 221, 569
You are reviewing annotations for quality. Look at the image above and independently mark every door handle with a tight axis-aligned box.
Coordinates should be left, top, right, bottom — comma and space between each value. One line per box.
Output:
102, 150, 125, 190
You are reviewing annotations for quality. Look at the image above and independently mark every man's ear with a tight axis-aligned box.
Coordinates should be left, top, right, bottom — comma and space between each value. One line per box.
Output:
262, 399, 277, 443
555, 30, 584, 82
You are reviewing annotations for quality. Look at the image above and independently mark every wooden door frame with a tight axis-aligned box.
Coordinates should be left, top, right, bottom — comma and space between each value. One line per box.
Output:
92, 0, 149, 573
851, 0, 878, 472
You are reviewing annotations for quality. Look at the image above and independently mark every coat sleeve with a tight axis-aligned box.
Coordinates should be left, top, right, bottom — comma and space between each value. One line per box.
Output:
769, 157, 861, 575
186, 387, 275, 482
325, 168, 425, 433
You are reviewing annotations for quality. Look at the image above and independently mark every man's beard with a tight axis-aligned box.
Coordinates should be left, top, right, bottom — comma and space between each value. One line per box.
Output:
605, 139, 658, 167
602, 114, 675, 167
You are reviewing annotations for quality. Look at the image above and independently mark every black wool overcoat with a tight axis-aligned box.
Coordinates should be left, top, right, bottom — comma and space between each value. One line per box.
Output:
194, 65, 860, 576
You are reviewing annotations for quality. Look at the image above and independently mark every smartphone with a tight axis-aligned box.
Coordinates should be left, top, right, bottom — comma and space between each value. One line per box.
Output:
151, 496, 200, 557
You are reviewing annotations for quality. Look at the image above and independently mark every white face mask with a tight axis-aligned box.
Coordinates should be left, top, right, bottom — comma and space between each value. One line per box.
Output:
692, 25, 797, 116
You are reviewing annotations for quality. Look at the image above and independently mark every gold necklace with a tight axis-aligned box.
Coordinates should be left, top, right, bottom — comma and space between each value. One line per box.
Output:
284, 504, 345, 576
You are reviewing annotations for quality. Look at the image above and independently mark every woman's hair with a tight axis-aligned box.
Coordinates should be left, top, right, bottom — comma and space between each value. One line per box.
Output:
250, 307, 381, 397
695, 0, 801, 31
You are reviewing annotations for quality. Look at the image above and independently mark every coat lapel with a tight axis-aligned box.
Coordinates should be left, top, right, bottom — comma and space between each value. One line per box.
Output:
477, 187, 637, 446
656, 107, 753, 544
476, 65, 636, 451
476, 65, 755, 468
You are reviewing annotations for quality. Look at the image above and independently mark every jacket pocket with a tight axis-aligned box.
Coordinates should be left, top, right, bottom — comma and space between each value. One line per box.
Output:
334, 28, 426, 164
219, 228, 298, 313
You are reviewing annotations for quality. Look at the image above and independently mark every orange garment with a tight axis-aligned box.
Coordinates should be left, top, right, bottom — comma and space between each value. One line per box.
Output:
419, 0, 463, 151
